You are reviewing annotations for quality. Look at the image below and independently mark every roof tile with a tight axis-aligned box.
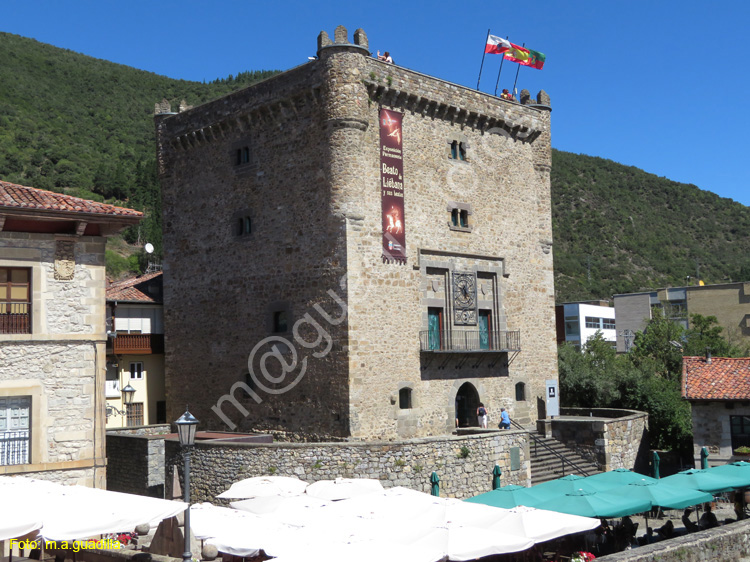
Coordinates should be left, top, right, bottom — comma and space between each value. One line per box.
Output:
682, 356, 750, 401
0, 180, 142, 217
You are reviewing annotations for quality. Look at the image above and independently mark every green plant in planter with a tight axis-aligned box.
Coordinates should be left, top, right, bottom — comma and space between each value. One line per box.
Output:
734, 446, 750, 455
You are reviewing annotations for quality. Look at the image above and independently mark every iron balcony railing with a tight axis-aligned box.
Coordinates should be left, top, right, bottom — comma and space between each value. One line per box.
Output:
0, 302, 31, 334
0, 430, 30, 466
419, 330, 521, 353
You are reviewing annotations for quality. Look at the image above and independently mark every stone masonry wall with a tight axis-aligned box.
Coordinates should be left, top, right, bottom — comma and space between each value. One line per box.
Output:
165, 430, 530, 502
341, 53, 554, 439
551, 408, 649, 472
0, 232, 107, 486
691, 402, 750, 467
156, 26, 556, 441
106, 433, 165, 497
600, 519, 750, 562
158, 58, 352, 438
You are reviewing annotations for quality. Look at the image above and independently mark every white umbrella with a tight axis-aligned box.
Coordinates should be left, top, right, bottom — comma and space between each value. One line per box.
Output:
231, 495, 331, 526
0, 476, 186, 541
217, 476, 308, 499
191, 503, 295, 557
305, 477, 384, 501
486, 505, 600, 543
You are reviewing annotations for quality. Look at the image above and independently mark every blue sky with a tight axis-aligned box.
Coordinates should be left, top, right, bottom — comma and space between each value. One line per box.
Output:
3, 0, 749, 206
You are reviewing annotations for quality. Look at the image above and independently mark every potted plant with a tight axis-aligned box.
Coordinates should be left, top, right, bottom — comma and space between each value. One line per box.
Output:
733, 446, 750, 456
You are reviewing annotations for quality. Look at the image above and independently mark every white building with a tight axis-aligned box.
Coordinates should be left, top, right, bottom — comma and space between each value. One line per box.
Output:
555, 301, 616, 349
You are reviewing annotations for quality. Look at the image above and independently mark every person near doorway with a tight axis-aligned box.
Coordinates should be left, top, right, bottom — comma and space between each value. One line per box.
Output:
477, 403, 488, 428
499, 407, 511, 429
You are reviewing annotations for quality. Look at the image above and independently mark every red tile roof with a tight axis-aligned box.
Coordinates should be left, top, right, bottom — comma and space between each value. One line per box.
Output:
682, 356, 750, 401
0, 180, 142, 218
107, 271, 162, 303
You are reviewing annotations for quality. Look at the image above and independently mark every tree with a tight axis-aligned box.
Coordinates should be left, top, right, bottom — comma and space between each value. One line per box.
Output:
629, 308, 684, 379
683, 313, 733, 357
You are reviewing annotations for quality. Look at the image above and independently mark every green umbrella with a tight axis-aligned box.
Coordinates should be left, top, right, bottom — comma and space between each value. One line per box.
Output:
465, 485, 546, 509
584, 468, 658, 490
430, 471, 440, 497
653, 451, 661, 479
701, 447, 709, 470
492, 465, 502, 490
533, 489, 652, 519
708, 461, 750, 489
661, 469, 740, 494
530, 474, 612, 496
606, 479, 713, 510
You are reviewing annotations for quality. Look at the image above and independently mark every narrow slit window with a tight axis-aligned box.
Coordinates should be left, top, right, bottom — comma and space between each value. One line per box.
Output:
399, 388, 412, 410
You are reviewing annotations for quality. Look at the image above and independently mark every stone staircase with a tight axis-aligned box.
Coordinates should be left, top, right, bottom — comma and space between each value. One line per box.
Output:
529, 435, 601, 485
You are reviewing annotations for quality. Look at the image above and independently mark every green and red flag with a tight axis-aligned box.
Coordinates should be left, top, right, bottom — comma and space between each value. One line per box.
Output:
503, 44, 545, 70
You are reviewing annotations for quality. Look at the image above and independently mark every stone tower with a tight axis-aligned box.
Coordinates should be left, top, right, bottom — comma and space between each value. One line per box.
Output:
156, 26, 555, 441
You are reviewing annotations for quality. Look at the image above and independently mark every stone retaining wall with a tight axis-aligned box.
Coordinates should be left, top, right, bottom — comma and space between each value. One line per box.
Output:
165, 430, 530, 501
107, 433, 166, 498
600, 520, 750, 562
549, 408, 649, 472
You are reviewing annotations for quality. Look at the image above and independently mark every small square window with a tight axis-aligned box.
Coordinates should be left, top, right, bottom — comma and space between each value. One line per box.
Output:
449, 140, 468, 161
273, 310, 288, 333
236, 146, 251, 165
236, 215, 252, 237
448, 206, 471, 231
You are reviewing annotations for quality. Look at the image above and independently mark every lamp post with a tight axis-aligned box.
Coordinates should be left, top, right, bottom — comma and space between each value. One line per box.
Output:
175, 409, 198, 562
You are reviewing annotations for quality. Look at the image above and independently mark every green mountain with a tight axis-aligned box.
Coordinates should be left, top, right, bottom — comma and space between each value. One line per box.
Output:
1, 31, 749, 296
0, 31, 278, 266
551, 150, 750, 302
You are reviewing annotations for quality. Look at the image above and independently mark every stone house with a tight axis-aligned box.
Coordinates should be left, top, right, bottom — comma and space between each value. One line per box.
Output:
683, 355, 750, 466
0, 180, 141, 486
156, 25, 556, 441
105, 271, 166, 428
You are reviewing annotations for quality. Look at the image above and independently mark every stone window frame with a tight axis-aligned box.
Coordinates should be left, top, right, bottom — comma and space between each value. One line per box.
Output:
447, 202, 473, 233
447, 134, 469, 162
0, 381, 46, 469
231, 139, 257, 177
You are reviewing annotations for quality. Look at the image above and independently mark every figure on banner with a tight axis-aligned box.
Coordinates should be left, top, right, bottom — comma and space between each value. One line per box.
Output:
377, 50, 393, 64
385, 206, 402, 234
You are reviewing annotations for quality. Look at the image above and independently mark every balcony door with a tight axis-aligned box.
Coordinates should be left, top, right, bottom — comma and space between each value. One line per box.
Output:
478, 310, 491, 350
428, 307, 443, 351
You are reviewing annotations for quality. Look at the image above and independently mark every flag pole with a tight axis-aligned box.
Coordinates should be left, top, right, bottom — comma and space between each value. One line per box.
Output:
512, 42, 525, 98
493, 36, 509, 96
476, 29, 491, 90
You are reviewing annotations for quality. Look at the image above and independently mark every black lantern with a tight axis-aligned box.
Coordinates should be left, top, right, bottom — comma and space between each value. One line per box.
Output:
175, 409, 199, 447
175, 409, 199, 562
121, 383, 136, 405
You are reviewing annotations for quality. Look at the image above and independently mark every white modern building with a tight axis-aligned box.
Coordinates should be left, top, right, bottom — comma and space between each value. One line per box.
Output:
555, 301, 616, 349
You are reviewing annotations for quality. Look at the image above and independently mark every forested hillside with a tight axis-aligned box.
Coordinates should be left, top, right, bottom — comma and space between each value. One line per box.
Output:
0, 31, 277, 272
1, 31, 749, 295
551, 151, 750, 302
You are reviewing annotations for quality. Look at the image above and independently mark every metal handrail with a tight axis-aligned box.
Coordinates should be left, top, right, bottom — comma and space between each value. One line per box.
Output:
511, 420, 593, 477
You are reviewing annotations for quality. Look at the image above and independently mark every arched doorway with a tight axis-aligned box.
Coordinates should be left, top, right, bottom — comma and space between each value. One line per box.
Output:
455, 382, 480, 428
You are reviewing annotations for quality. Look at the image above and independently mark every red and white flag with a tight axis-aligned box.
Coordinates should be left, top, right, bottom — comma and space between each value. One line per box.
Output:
485, 34, 512, 55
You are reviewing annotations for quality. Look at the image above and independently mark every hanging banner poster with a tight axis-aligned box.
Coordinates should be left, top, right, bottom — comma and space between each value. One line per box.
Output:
379, 108, 406, 264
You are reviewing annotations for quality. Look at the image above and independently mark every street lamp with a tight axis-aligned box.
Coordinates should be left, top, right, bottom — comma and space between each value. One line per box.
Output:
175, 409, 199, 562
122, 383, 136, 405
